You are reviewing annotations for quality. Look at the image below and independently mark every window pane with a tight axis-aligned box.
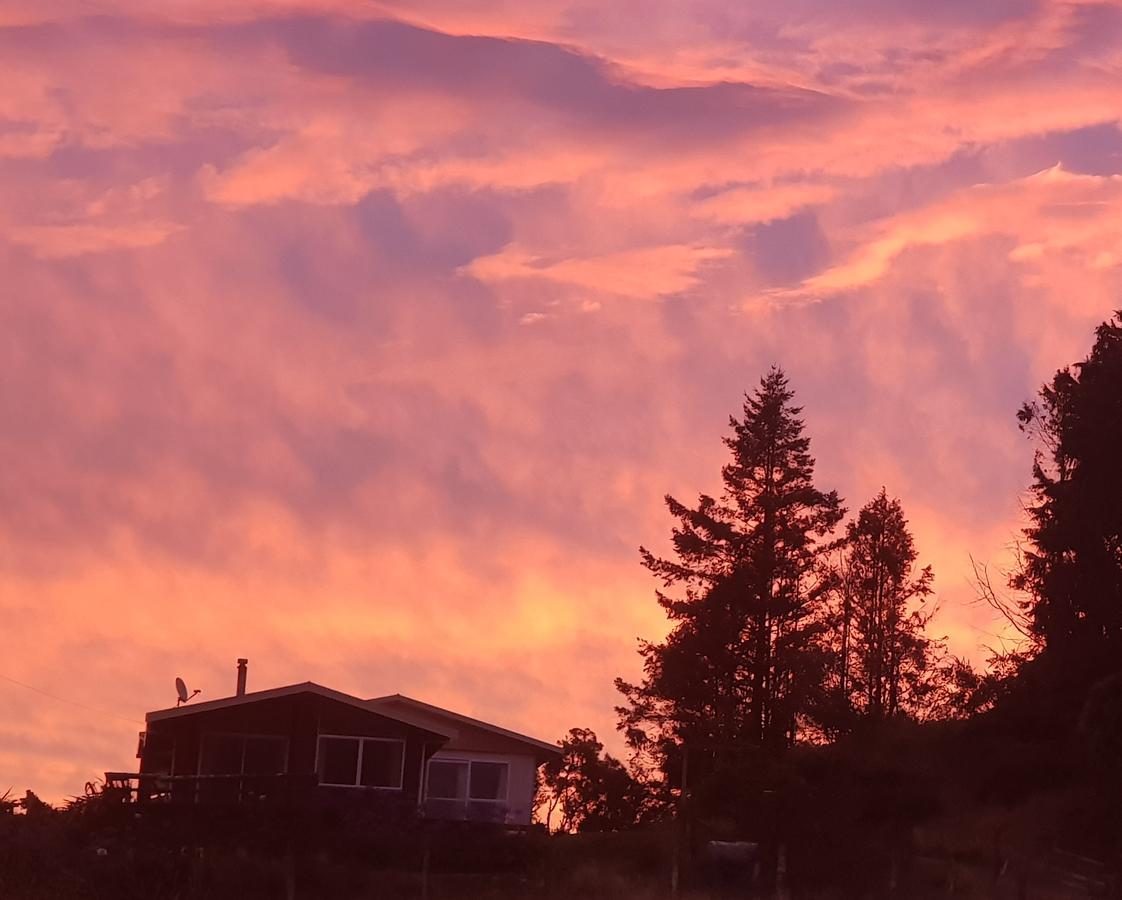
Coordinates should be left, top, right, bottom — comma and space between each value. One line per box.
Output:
427, 761, 468, 800
200, 734, 243, 775
318, 737, 359, 785
141, 731, 174, 774
360, 740, 403, 788
469, 762, 508, 801
243, 736, 287, 775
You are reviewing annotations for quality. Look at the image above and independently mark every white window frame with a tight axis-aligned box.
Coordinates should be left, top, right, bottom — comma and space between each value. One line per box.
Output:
315, 734, 406, 790
197, 732, 289, 776
425, 757, 510, 804
425, 758, 469, 801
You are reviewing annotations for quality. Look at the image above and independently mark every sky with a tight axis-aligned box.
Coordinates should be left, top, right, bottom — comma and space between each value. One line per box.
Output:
2, 0, 1122, 802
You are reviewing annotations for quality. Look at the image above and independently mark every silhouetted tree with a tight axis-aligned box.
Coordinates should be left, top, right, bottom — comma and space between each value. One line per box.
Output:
616, 368, 844, 776
1014, 311, 1122, 677
538, 728, 649, 832
830, 490, 938, 726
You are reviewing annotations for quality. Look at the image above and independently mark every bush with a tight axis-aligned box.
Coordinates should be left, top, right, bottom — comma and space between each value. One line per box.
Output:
1079, 671, 1122, 778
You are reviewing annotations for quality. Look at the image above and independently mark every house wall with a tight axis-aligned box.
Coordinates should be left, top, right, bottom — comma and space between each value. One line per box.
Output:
427, 748, 538, 826
373, 704, 550, 827
142, 693, 438, 805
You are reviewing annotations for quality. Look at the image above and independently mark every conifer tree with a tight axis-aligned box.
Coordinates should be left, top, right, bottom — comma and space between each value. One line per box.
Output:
833, 489, 936, 725
616, 368, 843, 773
1015, 311, 1122, 671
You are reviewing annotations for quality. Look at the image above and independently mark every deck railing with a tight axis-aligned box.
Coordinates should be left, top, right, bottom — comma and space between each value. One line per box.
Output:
105, 773, 513, 824
422, 797, 510, 824
103, 772, 309, 805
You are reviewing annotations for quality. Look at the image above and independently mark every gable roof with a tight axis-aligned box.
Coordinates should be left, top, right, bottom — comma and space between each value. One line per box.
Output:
147, 681, 455, 738
367, 693, 560, 758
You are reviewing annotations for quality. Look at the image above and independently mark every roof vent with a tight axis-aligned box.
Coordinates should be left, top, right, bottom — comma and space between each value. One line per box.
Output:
236, 658, 248, 697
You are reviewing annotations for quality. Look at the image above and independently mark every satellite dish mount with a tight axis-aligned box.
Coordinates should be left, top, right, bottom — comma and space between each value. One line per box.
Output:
175, 677, 201, 706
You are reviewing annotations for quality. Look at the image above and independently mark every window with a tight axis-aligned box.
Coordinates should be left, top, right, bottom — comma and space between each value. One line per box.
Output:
468, 761, 508, 801
243, 736, 288, 775
360, 739, 405, 788
427, 760, 469, 800
139, 730, 174, 775
425, 759, 508, 802
200, 734, 287, 775
317, 737, 359, 785
200, 734, 243, 775
316, 736, 404, 789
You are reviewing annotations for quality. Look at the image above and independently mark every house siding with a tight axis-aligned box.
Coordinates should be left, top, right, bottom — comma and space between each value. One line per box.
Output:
141, 692, 439, 809
130, 685, 558, 828
375, 700, 550, 827
427, 749, 538, 826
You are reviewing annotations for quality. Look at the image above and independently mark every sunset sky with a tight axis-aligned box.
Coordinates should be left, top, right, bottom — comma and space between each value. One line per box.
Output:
3, 0, 1122, 801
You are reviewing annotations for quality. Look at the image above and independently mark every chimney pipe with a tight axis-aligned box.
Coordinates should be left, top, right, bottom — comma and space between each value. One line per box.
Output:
236, 658, 248, 697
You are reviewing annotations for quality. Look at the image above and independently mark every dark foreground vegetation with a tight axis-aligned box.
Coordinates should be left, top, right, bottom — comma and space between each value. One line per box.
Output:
6, 312, 1122, 898
3, 720, 1121, 900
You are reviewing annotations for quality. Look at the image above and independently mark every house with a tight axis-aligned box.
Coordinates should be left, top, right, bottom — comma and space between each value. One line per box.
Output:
116, 661, 560, 827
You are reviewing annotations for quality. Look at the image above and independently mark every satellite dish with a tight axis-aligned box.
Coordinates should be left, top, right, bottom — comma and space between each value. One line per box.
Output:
174, 677, 201, 706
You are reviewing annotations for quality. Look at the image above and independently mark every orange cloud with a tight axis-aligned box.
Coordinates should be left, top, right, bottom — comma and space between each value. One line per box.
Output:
465, 243, 733, 299
789, 164, 1122, 299
4, 0, 1122, 805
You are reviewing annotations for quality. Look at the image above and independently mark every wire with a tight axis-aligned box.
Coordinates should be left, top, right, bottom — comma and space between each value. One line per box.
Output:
0, 673, 144, 726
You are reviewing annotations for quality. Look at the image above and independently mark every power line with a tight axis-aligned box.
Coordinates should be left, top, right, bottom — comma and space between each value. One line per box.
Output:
0, 673, 143, 726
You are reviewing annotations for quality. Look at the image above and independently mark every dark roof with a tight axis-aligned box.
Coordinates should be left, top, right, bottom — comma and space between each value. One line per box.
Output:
147, 681, 455, 738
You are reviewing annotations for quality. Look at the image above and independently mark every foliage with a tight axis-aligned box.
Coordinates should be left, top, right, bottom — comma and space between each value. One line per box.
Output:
616, 368, 844, 783
538, 728, 653, 832
1079, 671, 1122, 778
826, 489, 941, 729
17, 790, 55, 817
785, 726, 942, 897
1014, 310, 1122, 674
924, 654, 1001, 720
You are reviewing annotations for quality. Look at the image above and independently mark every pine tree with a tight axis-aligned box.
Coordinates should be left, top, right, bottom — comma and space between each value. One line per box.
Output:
1014, 311, 1122, 671
832, 490, 936, 726
616, 368, 843, 773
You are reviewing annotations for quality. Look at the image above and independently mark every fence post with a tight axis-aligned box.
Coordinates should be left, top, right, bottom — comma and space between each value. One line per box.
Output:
775, 844, 789, 900
284, 840, 296, 900
671, 747, 689, 896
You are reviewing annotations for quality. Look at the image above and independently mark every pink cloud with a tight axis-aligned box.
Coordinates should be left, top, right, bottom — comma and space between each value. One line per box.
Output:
3, 0, 1122, 803
791, 164, 1122, 299
465, 243, 733, 298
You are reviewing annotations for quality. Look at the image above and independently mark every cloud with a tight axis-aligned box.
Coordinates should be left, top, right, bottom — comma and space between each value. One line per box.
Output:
4, 0, 1122, 804
465, 243, 733, 298
792, 164, 1122, 298
8, 221, 183, 258
694, 182, 837, 224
